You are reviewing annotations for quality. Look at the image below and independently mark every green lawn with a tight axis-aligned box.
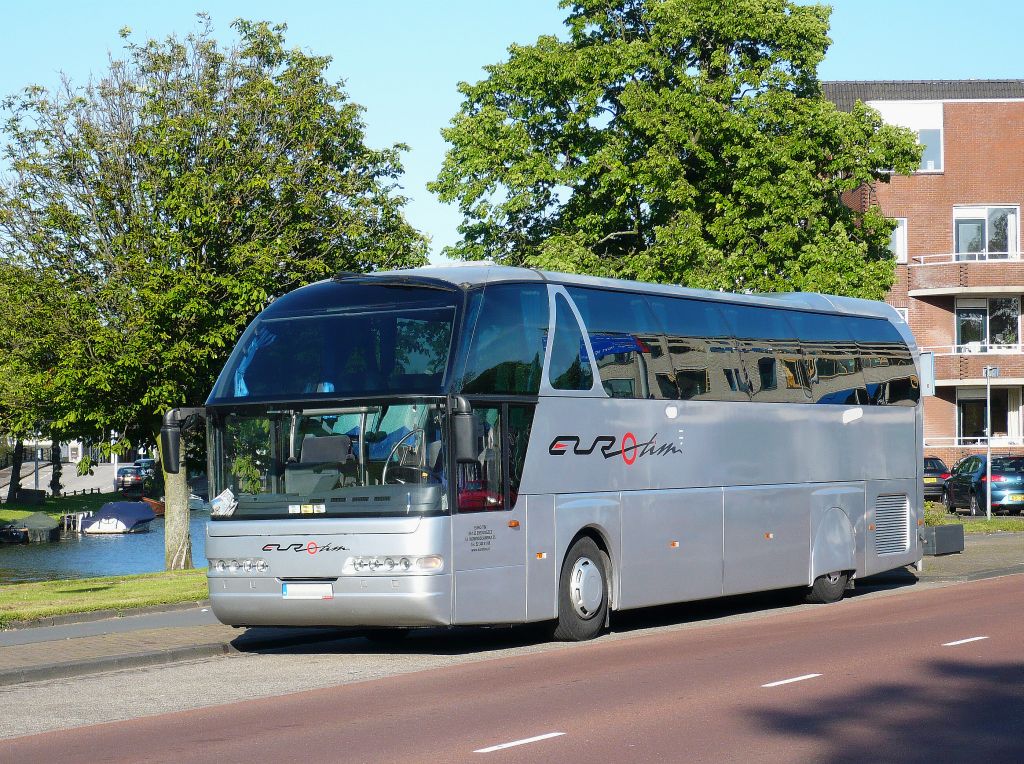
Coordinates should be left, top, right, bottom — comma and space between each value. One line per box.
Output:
924, 501, 1024, 533
0, 491, 112, 523
0, 569, 209, 627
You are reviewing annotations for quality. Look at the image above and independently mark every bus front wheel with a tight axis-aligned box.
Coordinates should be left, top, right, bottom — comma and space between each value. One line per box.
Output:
552, 537, 608, 641
806, 571, 848, 604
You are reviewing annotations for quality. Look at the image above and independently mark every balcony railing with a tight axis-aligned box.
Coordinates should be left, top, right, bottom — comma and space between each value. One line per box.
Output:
921, 343, 1023, 356
911, 252, 1023, 265
924, 436, 1024, 449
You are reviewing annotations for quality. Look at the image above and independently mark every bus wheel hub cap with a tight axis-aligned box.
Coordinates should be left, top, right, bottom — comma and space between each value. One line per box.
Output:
569, 557, 603, 619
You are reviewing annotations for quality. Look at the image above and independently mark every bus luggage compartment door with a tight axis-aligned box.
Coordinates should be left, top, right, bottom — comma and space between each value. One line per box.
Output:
451, 501, 527, 624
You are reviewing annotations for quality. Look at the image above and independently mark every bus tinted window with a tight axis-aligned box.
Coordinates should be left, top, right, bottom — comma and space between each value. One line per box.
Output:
459, 284, 548, 395
210, 285, 456, 403
850, 316, 919, 406
567, 287, 667, 399
549, 294, 594, 391
787, 311, 867, 405
649, 296, 747, 402
717, 304, 807, 404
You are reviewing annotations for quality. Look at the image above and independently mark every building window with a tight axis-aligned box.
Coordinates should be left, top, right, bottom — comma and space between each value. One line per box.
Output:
956, 387, 1021, 445
894, 307, 909, 323
917, 128, 942, 172
955, 297, 1020, 352
889, 218, 908, 264
954, 206, 1019, 260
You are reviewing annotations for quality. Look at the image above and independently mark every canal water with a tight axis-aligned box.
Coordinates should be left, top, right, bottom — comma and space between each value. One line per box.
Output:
0, 513, 209, 583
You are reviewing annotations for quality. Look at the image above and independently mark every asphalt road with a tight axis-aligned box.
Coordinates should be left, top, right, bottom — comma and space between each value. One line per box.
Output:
2, 574, 1021, 763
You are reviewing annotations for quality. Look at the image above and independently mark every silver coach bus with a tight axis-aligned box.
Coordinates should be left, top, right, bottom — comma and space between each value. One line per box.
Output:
162, 265, 924, 641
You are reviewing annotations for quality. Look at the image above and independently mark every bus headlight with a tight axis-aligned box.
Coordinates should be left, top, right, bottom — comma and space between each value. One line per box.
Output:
344, 555, 444, 574
208, 558, 269, 575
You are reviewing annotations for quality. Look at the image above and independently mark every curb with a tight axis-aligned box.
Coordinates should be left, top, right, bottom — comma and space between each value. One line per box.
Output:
0, 642, 232, 687
4, 600, 212, 631
0, 626, 354, 687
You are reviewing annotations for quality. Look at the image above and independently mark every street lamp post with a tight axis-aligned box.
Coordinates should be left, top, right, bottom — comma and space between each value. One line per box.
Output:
984, 365, 999, 521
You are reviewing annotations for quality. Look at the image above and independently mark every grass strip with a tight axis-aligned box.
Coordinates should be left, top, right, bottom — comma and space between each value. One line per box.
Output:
0, 569, 209, 628
924, 502, 1024, 533
1, 492, 113, 523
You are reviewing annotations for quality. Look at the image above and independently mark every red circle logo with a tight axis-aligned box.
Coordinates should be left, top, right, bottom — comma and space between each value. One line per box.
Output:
306, 541, 319, 555
621, 432, 637, 465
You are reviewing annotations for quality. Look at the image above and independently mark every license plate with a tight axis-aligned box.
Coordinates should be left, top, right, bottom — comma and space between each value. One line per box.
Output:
923, 477, 937, 483
282, 583, 333, 600
1009, 494, 1024, 502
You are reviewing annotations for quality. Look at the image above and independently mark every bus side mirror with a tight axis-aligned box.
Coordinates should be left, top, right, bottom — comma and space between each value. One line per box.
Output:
160, 420, 182, 475
160, 407, 206, 474
451, 397, 477, 463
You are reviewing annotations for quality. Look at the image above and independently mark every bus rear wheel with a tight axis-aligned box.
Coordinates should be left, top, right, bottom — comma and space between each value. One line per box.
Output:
552, 537, 608, 641
806, 571, 848, 604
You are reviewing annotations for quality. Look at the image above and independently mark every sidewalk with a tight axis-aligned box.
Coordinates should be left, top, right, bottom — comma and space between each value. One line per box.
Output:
0, 532, 1021, 687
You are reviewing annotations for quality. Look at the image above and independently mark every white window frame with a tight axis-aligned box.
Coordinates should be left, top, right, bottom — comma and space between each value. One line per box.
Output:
889, 218, 908, 264
954, 296, 1021, 352
953, 205, 1020, 260
894, 307, 909, 323
917, 128, 943, 173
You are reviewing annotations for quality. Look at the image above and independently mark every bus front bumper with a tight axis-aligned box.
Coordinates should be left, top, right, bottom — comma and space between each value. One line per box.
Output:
208, 573, 452, 628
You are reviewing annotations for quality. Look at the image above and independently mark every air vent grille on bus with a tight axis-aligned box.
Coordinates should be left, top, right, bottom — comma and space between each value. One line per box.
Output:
875, 494, 910, 555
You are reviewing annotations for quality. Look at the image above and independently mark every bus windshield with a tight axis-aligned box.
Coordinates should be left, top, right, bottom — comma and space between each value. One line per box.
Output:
208, 400, 448, 519
208, 283, 458, 404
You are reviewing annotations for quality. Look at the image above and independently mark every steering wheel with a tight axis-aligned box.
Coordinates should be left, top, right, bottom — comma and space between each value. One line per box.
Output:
382, 429, 425, 484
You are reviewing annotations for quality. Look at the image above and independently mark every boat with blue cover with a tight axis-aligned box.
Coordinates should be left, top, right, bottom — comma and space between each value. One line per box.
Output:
81, 501, 156, 534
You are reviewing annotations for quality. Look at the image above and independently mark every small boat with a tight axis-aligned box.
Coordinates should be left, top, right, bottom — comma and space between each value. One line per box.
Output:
82, 501, 156, 534
140, 496, 165, 516
0, 512, 60, 543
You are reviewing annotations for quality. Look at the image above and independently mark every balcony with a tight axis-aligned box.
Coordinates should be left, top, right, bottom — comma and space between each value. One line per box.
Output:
908, 253, 1024, 296
920, 344, 1024, 384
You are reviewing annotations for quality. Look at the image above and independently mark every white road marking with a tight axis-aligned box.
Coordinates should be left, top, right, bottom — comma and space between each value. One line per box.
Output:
474, 732, 566, 753
942, 636, 989, 647
761, 673, 822, 688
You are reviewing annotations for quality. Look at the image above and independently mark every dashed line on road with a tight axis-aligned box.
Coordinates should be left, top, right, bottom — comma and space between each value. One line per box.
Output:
761, 673, 822, 688
474, 732, 566, 753
942, 636, 988, 647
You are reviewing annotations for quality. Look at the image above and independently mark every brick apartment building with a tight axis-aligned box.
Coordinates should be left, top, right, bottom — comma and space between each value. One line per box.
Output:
824, 80, 1024, 468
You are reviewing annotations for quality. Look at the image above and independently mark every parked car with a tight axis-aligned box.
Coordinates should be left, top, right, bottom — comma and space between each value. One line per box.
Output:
922, 457, 949, 500
114, 466, 145, 495
134, 458, 157, 477
943, 454, 1024, 515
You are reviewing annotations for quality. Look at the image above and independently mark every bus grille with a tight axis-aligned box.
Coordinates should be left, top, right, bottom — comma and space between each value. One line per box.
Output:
875, 494, 910, 555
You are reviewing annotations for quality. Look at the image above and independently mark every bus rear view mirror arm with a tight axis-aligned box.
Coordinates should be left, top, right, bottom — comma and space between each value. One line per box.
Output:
160, 407, 206, 474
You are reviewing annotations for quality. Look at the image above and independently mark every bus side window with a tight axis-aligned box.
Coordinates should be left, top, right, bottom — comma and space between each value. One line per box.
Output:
549, 294, 594, 391
457, 406, 505, 512
717, 304, 807, 404
507, 405, 535, 508
650, 296, 745, 402
788, 312, 868, 405
851, 316, 919, 406
460, 284, 549, 395
567, 287, 668, 399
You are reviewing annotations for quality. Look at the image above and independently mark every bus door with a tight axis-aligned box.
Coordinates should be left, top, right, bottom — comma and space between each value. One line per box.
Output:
451, 403, 527, 624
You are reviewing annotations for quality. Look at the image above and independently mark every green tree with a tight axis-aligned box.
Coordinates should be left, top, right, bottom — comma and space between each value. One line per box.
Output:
0, 17, 427, 567
431, 0, 921, 299
0, 263, 70, 500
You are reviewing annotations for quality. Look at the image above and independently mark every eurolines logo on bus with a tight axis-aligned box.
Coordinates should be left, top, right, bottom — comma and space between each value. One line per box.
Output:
548, 432, 683, 465
262, 542, 349, 555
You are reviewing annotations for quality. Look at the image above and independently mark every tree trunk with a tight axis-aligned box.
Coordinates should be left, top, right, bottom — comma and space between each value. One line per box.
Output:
5, 440, 24, 503
157, 433, 193, 570
49, 440, 63, 497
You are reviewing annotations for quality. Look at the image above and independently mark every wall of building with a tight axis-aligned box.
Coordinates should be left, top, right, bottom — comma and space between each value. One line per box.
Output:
862, 98, 1024, 463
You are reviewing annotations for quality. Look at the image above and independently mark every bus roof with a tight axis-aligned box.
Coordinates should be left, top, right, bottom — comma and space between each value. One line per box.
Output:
338, 263, 905, 324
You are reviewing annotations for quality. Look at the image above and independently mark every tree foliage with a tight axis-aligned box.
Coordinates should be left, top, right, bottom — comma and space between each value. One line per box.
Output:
0, 17, 427, 565
431, 0, 921, 299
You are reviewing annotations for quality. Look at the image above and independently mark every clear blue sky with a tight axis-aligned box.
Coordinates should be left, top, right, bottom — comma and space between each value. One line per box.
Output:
2, 1, 1022, 262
